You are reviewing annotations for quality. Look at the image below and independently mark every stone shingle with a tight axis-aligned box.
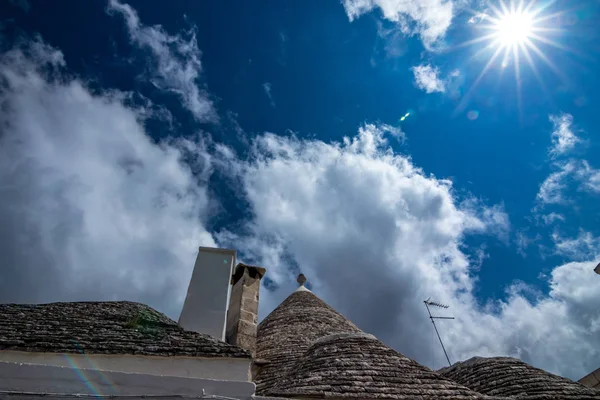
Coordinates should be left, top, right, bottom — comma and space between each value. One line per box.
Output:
266, 332, 504, 399
438, 356, 600, 399
254, 289, 362, 394
0, 301, 249, 358
254, 288, 502, 399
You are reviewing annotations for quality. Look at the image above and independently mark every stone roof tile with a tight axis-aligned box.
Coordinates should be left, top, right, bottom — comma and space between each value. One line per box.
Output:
254, 290, 362, 394
0, 301, 249, 358
266, 332, 505, 400
438, 356, 600, 399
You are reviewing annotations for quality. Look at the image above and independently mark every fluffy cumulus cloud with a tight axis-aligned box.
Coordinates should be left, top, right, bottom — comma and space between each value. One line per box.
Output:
0, 39, 215, 316
106, 0, 216, 122
342, 0, 454, 49
214, 125, 600, 380
412, 63, 446, 93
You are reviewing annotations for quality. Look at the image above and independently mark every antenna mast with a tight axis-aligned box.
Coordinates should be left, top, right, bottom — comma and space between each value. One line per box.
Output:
424, 298, 454, 367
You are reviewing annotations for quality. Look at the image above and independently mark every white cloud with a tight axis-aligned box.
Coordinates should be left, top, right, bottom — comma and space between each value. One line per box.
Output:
0, 39, 215, 316
536, 159, 600, 208
553, 231, 600, 261
515, 229, 541, 257
412, 64, 446, 93
378, 123, 406, 143
213, 124, 600, 380
342, 0, 455, 49
536, 162, 575, 205
534, 114, 599, 213
373, 22, 409, 61
577, 161, 600, 194
263, 82, 275, 107
106, 0, 216, 122
468, 12, 488, 24
549, 113, 580, 156
541, 212, 565, 225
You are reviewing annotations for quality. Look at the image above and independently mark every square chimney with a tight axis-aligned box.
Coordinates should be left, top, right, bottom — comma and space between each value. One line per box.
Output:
226, 263, 265, 356
178, 246, 236, 341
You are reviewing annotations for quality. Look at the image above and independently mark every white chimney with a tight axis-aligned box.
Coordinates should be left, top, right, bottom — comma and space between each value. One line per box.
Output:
178, 246, 236, 341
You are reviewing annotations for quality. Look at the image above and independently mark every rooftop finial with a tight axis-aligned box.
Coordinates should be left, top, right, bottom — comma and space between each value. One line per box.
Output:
297, 273, 307, 286
294, 273, 311, 292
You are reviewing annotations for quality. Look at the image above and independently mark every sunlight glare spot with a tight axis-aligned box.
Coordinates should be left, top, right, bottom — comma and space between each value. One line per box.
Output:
495, 11, 533, 45
452, 0, 570, 119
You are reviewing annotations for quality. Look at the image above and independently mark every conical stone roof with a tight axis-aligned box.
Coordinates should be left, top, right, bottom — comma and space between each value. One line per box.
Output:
265, 332, 504, 399
254, 288, 363, 394
438, 357, 600, 399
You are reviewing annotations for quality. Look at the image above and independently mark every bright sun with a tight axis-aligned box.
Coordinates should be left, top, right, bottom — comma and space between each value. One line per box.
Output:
454, 0, 567, 117
495, 11, 534, 45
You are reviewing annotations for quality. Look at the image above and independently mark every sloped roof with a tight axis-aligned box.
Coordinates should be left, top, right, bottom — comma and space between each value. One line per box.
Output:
265, 332, 503, 399
438, 356, 600, 399
0, 301, 249, 358
579, 367, 600, 389
254, 288, 363, 394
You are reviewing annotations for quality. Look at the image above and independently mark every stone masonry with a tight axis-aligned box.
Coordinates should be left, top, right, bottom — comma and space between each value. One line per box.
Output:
226, 263, 265, 357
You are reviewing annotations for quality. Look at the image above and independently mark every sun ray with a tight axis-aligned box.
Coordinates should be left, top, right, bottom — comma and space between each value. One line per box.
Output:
525, 38, 569, 84
443, 33, 500, 52
454, 45, 505, 116
520, 42, 549, 96
533, 11, 565, 24
528, 1, 559, 19
528, 33, 569, 50
522, 0, 538, 14
530, 26, 563, 34
500, 45, 511, 69
447, 0, 576, 117
527, 33, 589, 60
513, 44, 524, 123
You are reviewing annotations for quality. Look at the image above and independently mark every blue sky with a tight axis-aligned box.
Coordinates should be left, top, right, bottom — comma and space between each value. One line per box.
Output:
1, 0, 599, 379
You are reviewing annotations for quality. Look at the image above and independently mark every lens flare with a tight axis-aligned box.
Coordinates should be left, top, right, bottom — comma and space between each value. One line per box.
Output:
467, 110, 480, 120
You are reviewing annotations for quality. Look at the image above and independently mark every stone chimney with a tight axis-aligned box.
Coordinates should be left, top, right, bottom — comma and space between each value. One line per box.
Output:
226, 263, 265, 356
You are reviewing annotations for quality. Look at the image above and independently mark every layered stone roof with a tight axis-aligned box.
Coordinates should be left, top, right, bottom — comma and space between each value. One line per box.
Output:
266, 332, 504, 399
0, 301, 249, 358
255, 286, 504, 399
438, 356, 600, 399
254, 288, 363, 394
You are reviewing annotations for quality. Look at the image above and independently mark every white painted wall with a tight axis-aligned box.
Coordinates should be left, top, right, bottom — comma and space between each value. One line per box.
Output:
0, 360, 255, 398
0, 351, 251, 382
178, 246, 236, 341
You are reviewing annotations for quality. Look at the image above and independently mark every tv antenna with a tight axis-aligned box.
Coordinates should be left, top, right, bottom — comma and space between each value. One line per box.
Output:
424, 298, 454, 367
